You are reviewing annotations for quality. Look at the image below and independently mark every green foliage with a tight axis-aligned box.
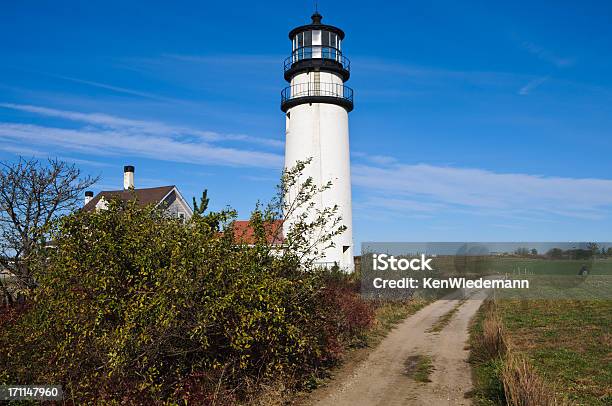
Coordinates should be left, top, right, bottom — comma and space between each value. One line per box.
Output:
192, 189, 210, 216
0, 162, 374, 404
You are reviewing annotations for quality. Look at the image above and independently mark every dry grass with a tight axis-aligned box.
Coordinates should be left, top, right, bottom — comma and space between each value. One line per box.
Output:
469, 300, 581, 406
245, 380, 292, 406
502, 354, 571, 406
479, 302, 507, 361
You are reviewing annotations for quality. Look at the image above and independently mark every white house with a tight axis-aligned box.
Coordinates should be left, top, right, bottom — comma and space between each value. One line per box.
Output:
83, 165, 193, 221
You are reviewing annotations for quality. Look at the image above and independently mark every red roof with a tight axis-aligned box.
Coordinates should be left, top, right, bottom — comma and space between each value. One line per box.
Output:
232, 220, 284, 245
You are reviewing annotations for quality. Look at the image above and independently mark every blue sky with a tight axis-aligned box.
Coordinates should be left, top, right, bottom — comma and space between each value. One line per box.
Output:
1, 0, 612, 247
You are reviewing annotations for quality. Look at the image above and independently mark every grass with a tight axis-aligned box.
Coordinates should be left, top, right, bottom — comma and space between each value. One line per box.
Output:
353, 259, 431, 346
413, 355, 434, 382
426, 299, 466, 333
404, 354, 434, 383
469, 299, 612, 406
367, 298, 430, 346
488, 257, 612, 276
468, 300, 506, 406
498, 299, 611, 405
408, 256, 612, 277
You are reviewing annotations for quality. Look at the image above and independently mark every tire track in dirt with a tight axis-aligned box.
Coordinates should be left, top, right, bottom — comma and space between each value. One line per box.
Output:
307, 289, 489, 406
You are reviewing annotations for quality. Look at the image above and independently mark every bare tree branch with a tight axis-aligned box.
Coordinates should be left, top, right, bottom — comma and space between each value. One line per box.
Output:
0, 157, 98, 293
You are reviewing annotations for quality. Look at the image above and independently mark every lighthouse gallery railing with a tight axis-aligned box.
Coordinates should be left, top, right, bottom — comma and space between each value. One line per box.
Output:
281, 82, 354, 103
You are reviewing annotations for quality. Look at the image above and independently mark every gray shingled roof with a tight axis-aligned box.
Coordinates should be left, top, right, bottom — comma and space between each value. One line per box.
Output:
83, 186, 175, 212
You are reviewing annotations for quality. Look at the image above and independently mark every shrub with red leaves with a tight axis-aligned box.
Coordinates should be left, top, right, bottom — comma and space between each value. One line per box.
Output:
317, 273, 374, 363
0, 303, 30, 327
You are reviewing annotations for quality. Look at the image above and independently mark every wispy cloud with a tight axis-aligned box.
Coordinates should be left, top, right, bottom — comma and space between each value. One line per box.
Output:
241, 175, 279, 183
353, 162, 612, 220
352, 152, 398, 166
491, 223, 524, 230
0, 103, 283, 148
518, 76, 548, 95
48, 74, 177, 102
355, 57, 529, 87
358, 196, 448, 213
355, 58, 453, 77
0, 144, 111, 167
0, 103, 284, 169
162, 54, 281, 66
520, 41, 573, 68
0, 123, 283, 169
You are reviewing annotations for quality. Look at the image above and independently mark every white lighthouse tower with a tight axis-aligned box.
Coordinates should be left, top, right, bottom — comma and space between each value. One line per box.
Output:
281, 11, 354, 272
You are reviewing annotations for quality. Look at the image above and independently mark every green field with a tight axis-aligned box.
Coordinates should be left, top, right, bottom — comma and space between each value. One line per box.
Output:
470, 299, 612, 405
487, 257, 612, 276
499, 299, 611, 405
421, 255, 612, 276
433, 256, 612, 300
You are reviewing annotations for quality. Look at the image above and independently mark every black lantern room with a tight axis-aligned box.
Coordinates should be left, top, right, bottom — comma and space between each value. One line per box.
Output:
281, 12, 354, 112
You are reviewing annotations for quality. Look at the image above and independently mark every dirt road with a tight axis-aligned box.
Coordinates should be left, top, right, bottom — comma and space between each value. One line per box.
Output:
308, 289, 489, 406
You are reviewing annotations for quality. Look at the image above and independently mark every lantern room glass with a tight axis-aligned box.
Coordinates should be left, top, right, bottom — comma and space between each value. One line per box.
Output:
292, 30, 341, 63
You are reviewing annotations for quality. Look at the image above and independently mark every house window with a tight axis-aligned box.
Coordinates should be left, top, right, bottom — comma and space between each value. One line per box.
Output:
178, 212, 186, 223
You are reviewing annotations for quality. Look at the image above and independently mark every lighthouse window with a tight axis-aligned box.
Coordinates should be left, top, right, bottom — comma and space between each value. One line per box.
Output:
296, 33, 304, 48
312, 30, 321, 46
295, 31, 312, 49
322, 31, 338, 49
322, 31, 331, 47
304, 30, 312, 46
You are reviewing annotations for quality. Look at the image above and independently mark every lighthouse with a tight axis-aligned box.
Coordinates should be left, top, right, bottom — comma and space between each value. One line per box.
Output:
281, 11, 354, 272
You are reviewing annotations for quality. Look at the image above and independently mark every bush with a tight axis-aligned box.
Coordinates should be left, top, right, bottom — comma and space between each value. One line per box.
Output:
0, 164, 373, 404
318, 272, 374, 359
